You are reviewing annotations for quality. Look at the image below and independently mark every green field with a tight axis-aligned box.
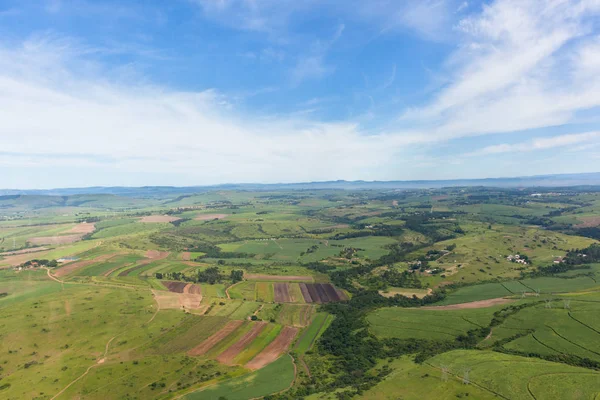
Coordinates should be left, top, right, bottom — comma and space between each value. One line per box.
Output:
184, 354, 295, 400
2, 186, 600, 399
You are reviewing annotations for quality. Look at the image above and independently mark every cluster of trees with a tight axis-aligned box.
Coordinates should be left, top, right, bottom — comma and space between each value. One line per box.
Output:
22, 259, 58, 268
188, 242, 255, 260
564, 244, 600, 264
155, 267, 243, 284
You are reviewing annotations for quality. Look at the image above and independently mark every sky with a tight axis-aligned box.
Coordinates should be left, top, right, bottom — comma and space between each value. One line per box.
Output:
1, 0, 600, 189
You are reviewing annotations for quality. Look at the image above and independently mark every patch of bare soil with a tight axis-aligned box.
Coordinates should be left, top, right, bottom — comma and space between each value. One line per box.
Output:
245, 326, 299, 370
245, 273, 314, 282
183, 283, 202, 295
216, 322, 267, 365
162, 281, 188, 293
419, 297, 514, 310
68, 222, 96, 234
151, 289, 203, 310
146, 250, 170, 259
0, 247, 49, 256
576, 216, 600, 228
274, 283, 291, 302
194, 214, 228, 221
139, 215, 181, 223
181, 252, 191, 261
188, 320, 244, 356
28, 234, 85, 245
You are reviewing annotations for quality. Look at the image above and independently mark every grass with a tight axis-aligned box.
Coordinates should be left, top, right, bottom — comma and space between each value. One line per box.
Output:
367, 306, 504, 340
76, 254, 144, 276
256, 282, 275, 302
490, 298, 600, 362
340, 356, 497, 400
144, 315, 229, 355
429, 350, 600, 399
184, 354, 295, 400
206, 322, 254, 358
199, 283, 226, 298
233, 323, 282, 365
278, 304, 314, 327
228, 281, 256, 300
295, 312, 333, 354
440, 275, 600, 305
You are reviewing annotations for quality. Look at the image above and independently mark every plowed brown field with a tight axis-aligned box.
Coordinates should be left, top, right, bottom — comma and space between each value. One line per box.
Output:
216, 322, 266, 365
188, 320, 244, 356
245, 326, 299, 370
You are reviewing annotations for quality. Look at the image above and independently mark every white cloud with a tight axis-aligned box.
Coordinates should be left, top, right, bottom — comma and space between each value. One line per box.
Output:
290, 24, 344, 84
0, 34, 419, 187
469, 131, 600, 156
402, 0, 600, 141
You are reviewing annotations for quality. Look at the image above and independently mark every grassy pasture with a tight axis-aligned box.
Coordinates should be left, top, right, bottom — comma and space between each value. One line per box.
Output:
76, 254, 144, 276
184, 353, 295, 400
429, 350, 600, 399
256, 281, 275, 302
228, 281, 256, 300
295, 312, 334, 354
492, 299, 600, 362
414, 223, 597, 284
219, 236, 396, 262
199, 283, 226, 298
233, 323, 282, 365
367, 306, 504, 340
336, 357, 496, 400
440, 275, 600, 305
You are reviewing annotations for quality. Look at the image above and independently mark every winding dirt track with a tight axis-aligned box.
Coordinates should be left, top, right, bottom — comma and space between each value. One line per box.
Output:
50, 336, 116, 399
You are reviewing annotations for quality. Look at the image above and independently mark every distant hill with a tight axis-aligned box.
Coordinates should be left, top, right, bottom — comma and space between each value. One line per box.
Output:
1, 172, 600, 197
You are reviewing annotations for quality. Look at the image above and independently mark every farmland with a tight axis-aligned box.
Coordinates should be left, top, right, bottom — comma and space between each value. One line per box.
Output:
1, 186, 600, 399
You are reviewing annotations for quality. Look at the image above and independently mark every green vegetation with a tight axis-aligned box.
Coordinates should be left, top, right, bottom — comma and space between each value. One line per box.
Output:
184, 354, 295, 400
2, 186, 600, 399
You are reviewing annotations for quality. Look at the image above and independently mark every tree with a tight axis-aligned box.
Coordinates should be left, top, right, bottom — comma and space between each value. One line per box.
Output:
155, 272, 163, 279
230, 270, 243, 283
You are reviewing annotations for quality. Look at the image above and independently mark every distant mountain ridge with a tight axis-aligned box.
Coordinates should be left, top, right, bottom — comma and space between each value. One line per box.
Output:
2, 172, 600, 197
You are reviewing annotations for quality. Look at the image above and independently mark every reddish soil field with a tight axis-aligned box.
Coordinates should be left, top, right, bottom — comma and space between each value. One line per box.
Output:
68, 222, 96, 234
335, 288, 349, 301
299, 283, 313, 303
194, 214, 228, 221
246, 326, 299, 370
245, 274, 314, 282
576, 216, 600, 228
216, 322, 267, 365
181, 252, 191, 261
162, 281, 188, 293
188, 320, 244, 356
146, 250, 170, 259
0, 247, 49, 256
54, 253, 118, 277
420, 298, 514, 310
274, 283, 291, 303
139, 215, 181, 223
299, 283, 343, 303
183, 283, 202, 294
28, 234, 85, 245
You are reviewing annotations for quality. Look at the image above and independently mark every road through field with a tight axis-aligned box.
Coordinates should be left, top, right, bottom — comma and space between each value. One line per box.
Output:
51, 336, 117, 399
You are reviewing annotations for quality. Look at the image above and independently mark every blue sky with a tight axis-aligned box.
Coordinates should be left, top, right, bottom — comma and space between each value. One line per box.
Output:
1, 0, 600, 188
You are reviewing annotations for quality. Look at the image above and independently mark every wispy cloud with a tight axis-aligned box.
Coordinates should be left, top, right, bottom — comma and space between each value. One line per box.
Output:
400, 0, 600, 142
290, 24, 345, 85
468, 132, 600, 156
0, 33, 418, 187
